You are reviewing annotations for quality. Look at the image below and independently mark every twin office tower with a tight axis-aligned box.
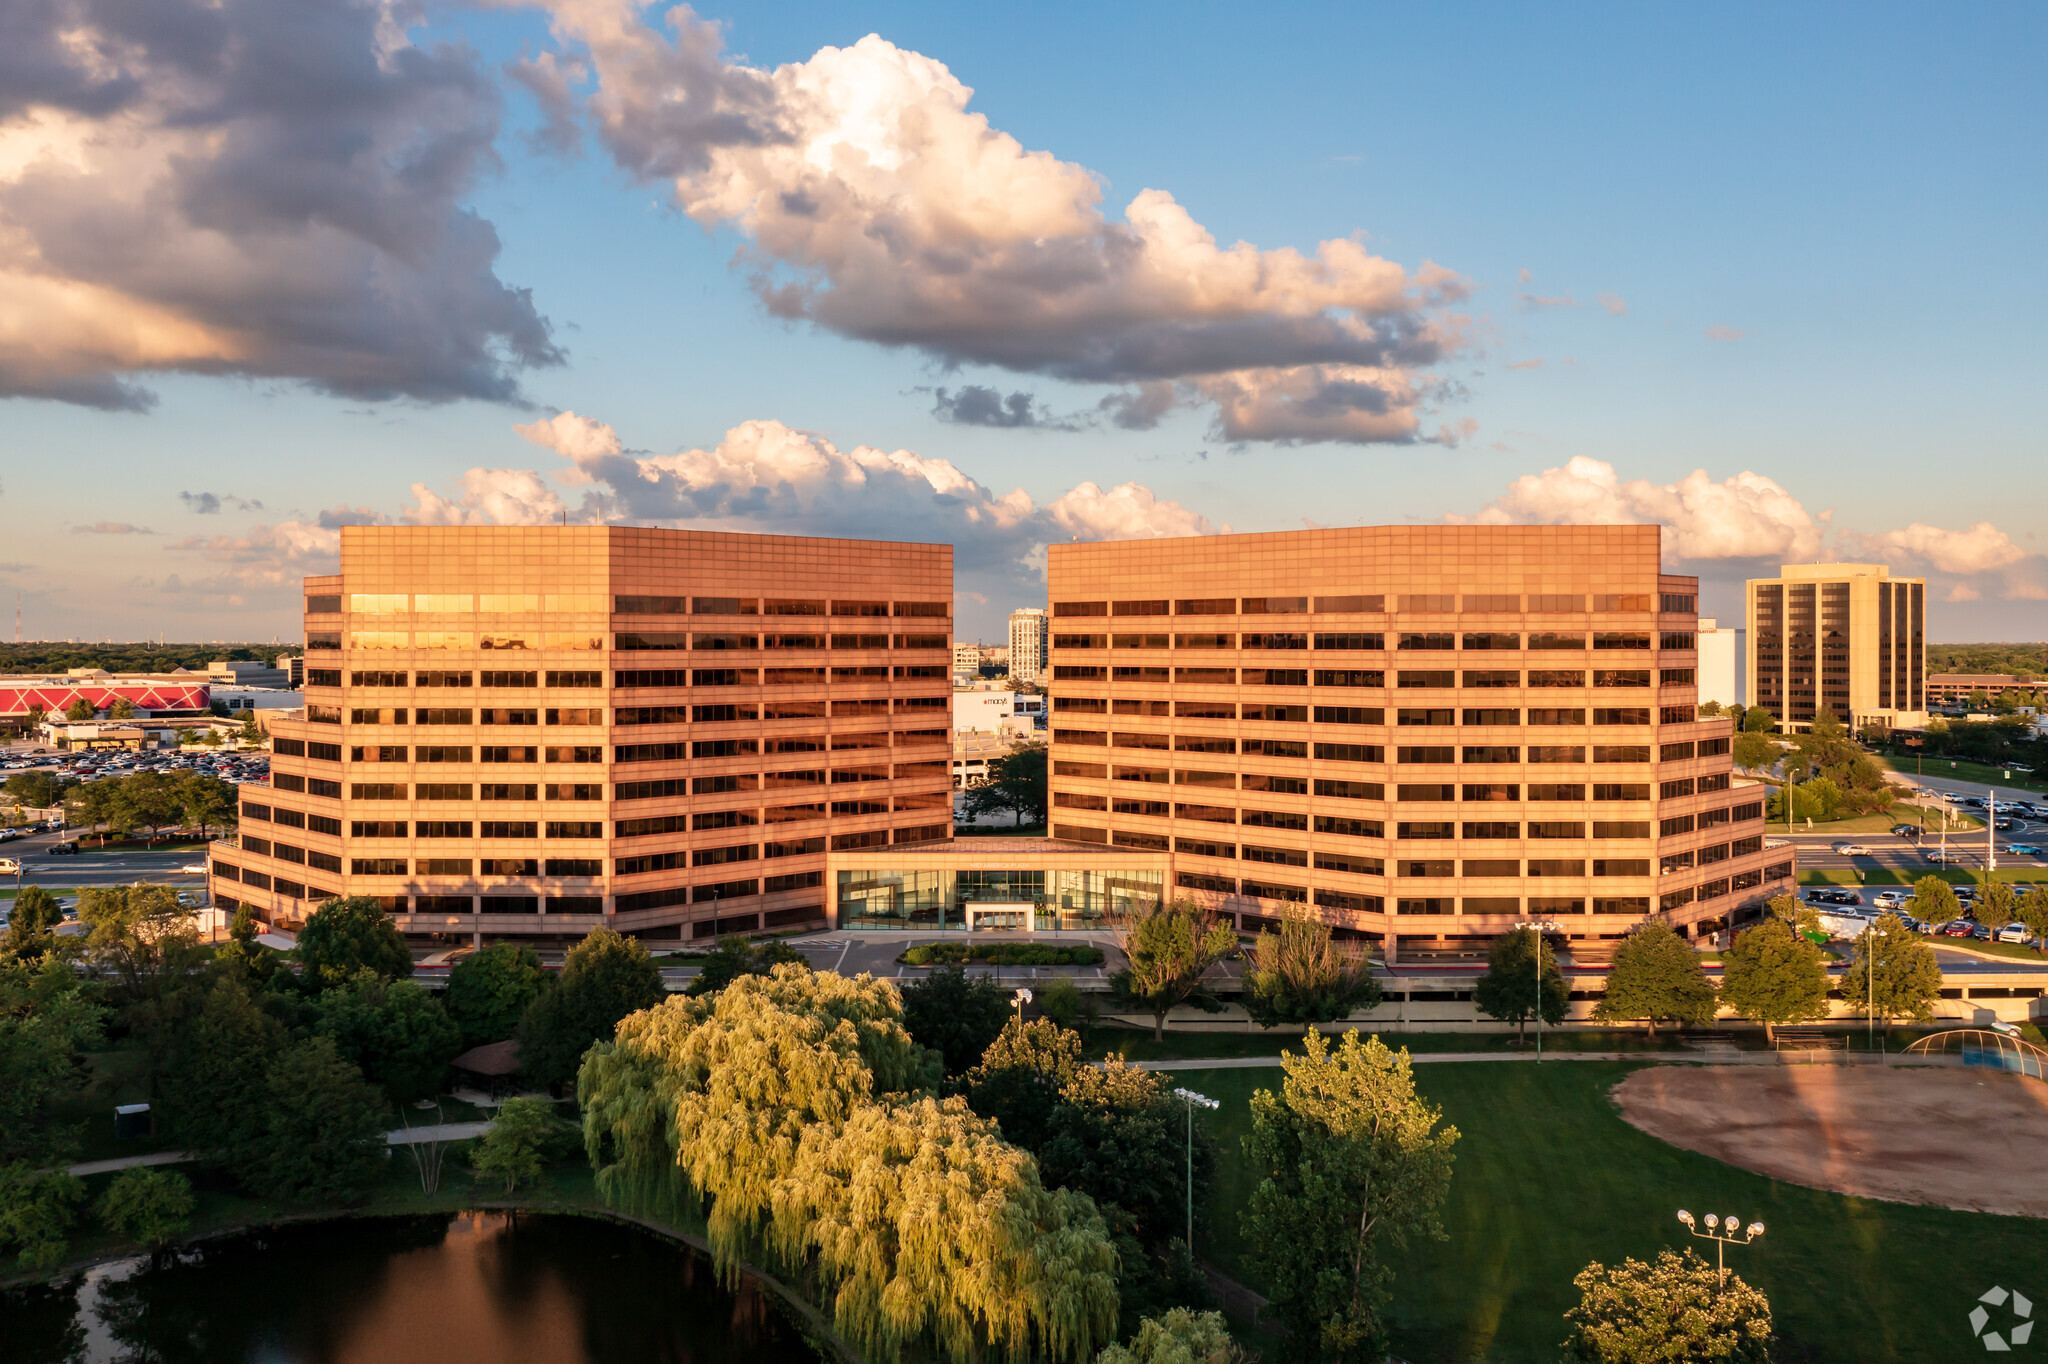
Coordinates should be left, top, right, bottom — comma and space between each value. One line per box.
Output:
211, 522, 1788, 961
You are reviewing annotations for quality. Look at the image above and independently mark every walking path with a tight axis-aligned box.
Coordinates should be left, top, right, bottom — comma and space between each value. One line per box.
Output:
1128, 1049, 1953, 1071
66, 1120, 494, 1177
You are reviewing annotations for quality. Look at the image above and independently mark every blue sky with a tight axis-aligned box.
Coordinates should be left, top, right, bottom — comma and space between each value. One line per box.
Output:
3, 1, 2043, 642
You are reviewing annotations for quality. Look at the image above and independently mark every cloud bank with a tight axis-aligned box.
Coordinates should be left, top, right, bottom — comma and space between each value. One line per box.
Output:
0, 0, 560, 411
1452, 455, 2045, 601
522, 4, 1468, 443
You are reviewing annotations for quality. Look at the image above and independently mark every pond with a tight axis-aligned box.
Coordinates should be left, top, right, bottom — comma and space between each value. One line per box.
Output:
1, 1211, 828, 1364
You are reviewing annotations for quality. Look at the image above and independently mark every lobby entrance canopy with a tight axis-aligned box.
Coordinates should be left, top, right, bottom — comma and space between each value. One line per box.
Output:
827, 836, 1167, 932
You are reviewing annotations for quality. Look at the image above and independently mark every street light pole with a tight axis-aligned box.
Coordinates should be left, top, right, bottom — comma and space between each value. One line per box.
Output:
1172, 1087, 1218, 1253
1514, 920, 1562, 1061
1676, 1209, 1765, 1287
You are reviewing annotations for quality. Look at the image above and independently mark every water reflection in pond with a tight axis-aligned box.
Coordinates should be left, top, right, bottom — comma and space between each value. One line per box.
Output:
1, 1212, 825, 1364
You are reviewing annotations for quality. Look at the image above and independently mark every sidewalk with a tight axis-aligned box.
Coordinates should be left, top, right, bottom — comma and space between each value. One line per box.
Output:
66, 1119, 494, 1177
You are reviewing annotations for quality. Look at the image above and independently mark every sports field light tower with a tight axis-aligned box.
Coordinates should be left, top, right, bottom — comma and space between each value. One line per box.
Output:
1676, 1209, 1765, 1286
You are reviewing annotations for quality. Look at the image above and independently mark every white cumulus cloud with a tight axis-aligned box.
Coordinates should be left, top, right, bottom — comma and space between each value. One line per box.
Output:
1452, 456, 1824, 563
519, 6, 1467, 444
1862, 521, 2027, 576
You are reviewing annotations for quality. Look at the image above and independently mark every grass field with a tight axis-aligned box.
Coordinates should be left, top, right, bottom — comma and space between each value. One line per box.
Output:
1876, 754, 2048, 798
1159, 1057, 2044, 1364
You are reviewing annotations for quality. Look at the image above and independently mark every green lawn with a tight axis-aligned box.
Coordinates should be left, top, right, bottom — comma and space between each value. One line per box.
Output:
1875, 754, 2048, 799
1777, 801, 1982, 834
1085, 1028, 1698, 1064
1161, 1058, 2043, 1364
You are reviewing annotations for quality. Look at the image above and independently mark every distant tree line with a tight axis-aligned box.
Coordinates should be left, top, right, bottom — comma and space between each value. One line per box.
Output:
0, 643, 281, 675
1, 770, 239, 841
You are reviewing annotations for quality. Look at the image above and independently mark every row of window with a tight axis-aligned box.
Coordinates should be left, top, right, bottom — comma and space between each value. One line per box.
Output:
1064, 734, 1701, 764
1051, 593, 1687, 617
1049, 801, 1761, 840
1158, 861, 1785, 912
311, 665, 949, 686
1051, 667, 1694, 687
334, 699, 949, 725
615, 633, 947, 651
313, 594, 948, 619
1054, 631, 1695, 652
310, 763, 946, 805
1051, 764, 1717, 804
1055, 701, 1705, 725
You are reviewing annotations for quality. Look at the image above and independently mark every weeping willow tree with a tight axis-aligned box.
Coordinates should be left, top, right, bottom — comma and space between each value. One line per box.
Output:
779, 1095, 1118, 1363
580, 964, 935, 1247
579, 965, 1118, 1364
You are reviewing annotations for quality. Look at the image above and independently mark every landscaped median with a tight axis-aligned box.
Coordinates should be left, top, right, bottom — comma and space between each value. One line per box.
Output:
898, 941, 1106, 967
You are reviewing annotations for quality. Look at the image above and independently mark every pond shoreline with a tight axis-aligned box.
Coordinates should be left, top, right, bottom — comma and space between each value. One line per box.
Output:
2, 1197, 863, 1364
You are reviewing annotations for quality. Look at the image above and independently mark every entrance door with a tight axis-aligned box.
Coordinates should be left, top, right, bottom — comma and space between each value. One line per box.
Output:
965, 903, 1035, 932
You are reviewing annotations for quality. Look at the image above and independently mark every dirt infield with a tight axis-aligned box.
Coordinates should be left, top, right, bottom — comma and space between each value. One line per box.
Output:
1612, 1064, 2048, 1218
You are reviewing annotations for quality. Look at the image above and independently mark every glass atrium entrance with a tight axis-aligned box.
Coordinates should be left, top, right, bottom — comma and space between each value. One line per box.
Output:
834, 865, 1164, 931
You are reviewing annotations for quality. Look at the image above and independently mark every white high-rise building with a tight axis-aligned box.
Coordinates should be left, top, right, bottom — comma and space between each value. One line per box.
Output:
1697, 617, 1743, 709
1007, 606, 1048, 683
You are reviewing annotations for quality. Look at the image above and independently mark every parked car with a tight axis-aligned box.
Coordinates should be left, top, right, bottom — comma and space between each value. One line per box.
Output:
1872, 890, 1910, 908
1805, 888, 1861, 906
1994, 923, 2035, 945
1941, 919, 1977, 937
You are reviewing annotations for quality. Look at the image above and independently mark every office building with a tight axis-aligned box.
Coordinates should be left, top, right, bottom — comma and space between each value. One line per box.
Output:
211, 526, 954, 944
1696, 618, 1742, 710
1029, 524, 1789, 962
951, 643, 984, 676
1008, 606, 1048, 684
208, 658, 292, 689
1924, 673, 2048, 708
1745, 563, 1925, 731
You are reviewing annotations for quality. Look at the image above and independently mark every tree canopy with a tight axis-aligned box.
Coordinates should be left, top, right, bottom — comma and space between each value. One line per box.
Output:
682, 935, 808, 998
445, 941, 548, 1048
901, 964, 1012, 1077
1560, 1248, 1773, 1364
1837, 913, 1942, 1032
1241, 1032, 1458, 1364
1905, 875, 1961, 926
1242, 907, 1381, 1029
578, 965, 1114, 1364
1719, 918, 1830, 1041
1592, 923, 1718, 1035
295, 896, 413, 986
1474, 927, 1567, 1042
518, 926, 667, 1089
1113, 898, 1236, 1041
961, 740, 1048, 826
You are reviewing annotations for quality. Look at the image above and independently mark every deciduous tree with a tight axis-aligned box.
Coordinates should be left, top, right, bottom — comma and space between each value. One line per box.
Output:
1243, 906, 1381, 1028
964, 1015, 1084, 1151
1905, 875, 1961, 927
115, 771, 181, 845
251, 1035, 389, 1203
900, 964, 1010, 1076
1838, 913, 1942, 1036
1097, 1309, 1240, 1364
315, 972, 463, 1105
683, 935, 807, 998
96, 1167, 195, 1249
1241, 1032, 1458, 1364
1719, 918, 1830, 1042
4, 770, 72, 811
1113, 897, 1236, 1041
1592, 922, 1718, 1035
1560, 1247, 1772, 1364
961, 740, 1048, 826
517, 926, 666, 1089
0, 885, 65, 958
1975, 880, 2018, 932
445, 941, 547, 1048
64, 698, 96, 721
1474, 926, 1567, 1043
0, 1164, 85, 1269
470, 1096, 576, 1194
175, 772, 236, 839
0, 952, 105, 1164
2015, 885, 2048, 943
81, 884, 206, 1089
295, 896, 413, 986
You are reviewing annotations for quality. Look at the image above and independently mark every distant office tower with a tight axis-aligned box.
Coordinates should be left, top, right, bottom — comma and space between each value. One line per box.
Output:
951, 642, 983, 675
1008, 606, 1048, 683
1695, 618, 1743, 709
1044, 525, 1789, 964
1745, 563, 1924, 731
212, 526, 954, 945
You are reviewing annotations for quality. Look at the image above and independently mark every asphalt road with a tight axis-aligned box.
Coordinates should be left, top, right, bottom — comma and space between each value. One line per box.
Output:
2, 825, 210, 894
